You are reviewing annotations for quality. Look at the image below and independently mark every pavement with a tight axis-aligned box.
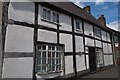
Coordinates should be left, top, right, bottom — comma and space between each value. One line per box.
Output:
80, 66, 119, 79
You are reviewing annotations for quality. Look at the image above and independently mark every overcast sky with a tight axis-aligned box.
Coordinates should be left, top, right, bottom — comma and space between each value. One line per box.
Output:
70, 0, 119, 31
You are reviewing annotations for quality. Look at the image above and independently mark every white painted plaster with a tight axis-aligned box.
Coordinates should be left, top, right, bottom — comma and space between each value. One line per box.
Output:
38, 29, 57, 43
65, 56, 73, 74
5, 25, 34, 52
104, 55, 110, 66
60, 33, 73, 52
59, 13, 72, 32
85, 37, 94, 46
76, 55, 86, 71
84, 22, 93, 37
75, 36, 84, 52
3, 57, 33, 78
108, 43, 112, 53
95, 40, 102, 47
102, 30, 107, 41
86, 55, 89, 69
103, 43, 108, 53
107, 32, 111, 42
8, 2, 35, 24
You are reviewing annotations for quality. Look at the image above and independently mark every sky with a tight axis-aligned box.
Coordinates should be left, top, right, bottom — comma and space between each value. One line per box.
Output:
69, 0, 119, 31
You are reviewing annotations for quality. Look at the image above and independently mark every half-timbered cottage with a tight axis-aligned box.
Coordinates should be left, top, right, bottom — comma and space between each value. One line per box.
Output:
0, 1, 120, 79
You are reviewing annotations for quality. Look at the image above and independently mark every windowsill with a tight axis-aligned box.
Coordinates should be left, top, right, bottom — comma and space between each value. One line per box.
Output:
75, 29, 83, 33
37, 70, 62, 75
41, 19, 61, 26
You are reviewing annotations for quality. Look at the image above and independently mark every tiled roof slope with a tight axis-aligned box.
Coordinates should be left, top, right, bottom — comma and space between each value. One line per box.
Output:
41, 2, 119, 35
48, 2, 104, 27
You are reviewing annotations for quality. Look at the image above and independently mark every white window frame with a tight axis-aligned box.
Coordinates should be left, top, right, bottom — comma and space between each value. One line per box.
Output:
74, 19, 82, 33
41, 7, 60, 24
94, 27, 101, 37
36, 44, 64, 74
96, 48, 104, 68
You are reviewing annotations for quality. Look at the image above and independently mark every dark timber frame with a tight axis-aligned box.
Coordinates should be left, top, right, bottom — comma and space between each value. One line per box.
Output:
1, 2, 120, 79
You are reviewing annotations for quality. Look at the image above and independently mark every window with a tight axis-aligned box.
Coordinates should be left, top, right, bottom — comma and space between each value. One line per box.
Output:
52, 12, 59, 23
94, 27, 101, 37
75, 20, 82, 32
42, 8, 59, 24
36, 44, 63, 74
43, 8, 51, 21
96, 48, 104, 67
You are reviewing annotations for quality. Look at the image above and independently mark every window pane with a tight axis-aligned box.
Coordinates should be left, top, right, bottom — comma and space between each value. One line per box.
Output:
56, 65, 59, 71
58, 58, 61, 64
52, 52, 55, 58
38, 45, 41, 50
48, 46, 51, 50
37, 65, 41, 72
43, 9, 46, 19
37, 57, 42, 65
52, 59, 55, 71
76, 21, 80, 30
59, 65, 61, 70
52, 12, 59, 23
48, 59, 52, 71
52, 46, 55, 50
47, 10, 51, 21
57, 46, 62, 51
56, 52, 59, 58
48, 52, 51, 58
56, 58, 59, 64
43, 8, 51, 21
42, 66, 46, 72
42, 46, 46, 50
42, 51, 46, 64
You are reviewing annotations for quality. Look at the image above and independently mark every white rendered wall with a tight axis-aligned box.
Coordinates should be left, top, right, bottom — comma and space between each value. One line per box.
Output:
85, 37, 94, 46
5, 25, 34, 52
104, 55, 110, 66
102, 30, 107, 41
109, 55, 113, 65
3, 57, 33, 78
38, 29, 57, 43
8, 2, 35, 24
60, 33, 73, 52
95, 40, 102, 48
75, 36, 84, 52
84, 22, 93, 37
38, 5, 57, 29
59, 13, 72, 32
76, 55, 86, 71
107, 33, 111, 42
108, 43, 112, 53
86, 55, 89, 69
65, 56, 73, 74
103, 43, 108, 53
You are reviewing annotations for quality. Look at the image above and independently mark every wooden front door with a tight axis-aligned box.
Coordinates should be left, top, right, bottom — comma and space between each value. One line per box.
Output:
89, 47, 97, 72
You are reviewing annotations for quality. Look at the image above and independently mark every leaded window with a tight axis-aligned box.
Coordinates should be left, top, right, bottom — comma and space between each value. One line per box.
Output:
36, 44, 63, 74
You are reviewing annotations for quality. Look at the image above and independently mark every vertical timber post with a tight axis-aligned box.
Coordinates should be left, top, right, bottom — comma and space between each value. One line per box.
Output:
71, 17, 77, 78
33, 2, 38, 80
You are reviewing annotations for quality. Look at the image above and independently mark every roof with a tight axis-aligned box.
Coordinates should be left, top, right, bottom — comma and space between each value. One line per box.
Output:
40, 2, 120, 36
49, 2, 103, 27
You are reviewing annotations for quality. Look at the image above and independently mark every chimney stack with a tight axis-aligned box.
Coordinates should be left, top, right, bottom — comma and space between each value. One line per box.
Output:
98, 14, 106, 26
83, 6, 91, 14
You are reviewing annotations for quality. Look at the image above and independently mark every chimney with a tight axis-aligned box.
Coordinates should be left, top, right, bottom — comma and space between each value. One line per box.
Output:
98, 14, 106, 26
83, 6, 91, 14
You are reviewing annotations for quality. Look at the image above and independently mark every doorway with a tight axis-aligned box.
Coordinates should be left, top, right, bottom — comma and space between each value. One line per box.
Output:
89, 47, 97, 72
